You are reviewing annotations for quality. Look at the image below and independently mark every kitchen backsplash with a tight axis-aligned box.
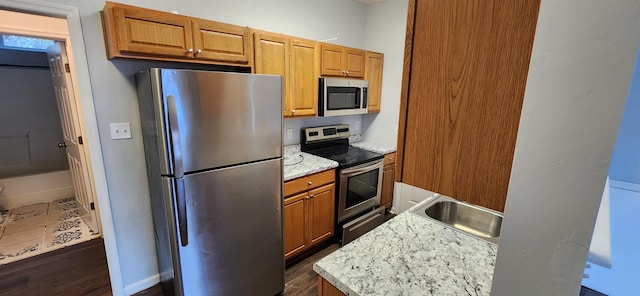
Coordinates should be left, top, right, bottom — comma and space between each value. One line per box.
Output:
283, 114, 363, 146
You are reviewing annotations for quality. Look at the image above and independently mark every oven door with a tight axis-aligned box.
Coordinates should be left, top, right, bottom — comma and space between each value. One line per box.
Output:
337, 159, 384, 223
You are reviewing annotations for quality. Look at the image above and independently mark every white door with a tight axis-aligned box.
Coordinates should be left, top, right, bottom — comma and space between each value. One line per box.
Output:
47, 42, 99, 233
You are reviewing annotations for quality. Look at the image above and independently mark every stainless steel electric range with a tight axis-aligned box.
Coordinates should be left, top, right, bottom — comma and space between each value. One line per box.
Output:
301, 124, 387, 245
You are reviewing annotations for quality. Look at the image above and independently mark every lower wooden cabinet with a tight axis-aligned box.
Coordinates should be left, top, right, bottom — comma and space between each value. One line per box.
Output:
381, 152, 396, 209
284, 170, 335, 260
318, 277, 346, 296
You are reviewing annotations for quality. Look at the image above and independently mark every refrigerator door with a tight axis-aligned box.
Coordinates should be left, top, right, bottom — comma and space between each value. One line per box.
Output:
159, 69, 283, 175
177, 158, 284, 295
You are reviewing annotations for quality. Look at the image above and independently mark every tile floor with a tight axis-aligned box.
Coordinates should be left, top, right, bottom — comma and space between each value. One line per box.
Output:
0, 197, 99, 265
582, 186, 640, 296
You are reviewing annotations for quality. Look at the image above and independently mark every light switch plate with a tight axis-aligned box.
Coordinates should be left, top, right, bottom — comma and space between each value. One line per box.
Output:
286, 128, 293, 140
110, 122, 132, 140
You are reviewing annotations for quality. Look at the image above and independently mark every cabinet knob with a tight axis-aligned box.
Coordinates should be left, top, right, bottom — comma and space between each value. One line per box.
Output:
187, 48, 194, 53
304, 196, 311, 200
307, 181, 312, 185
196, 49, 202, 54
292, 109, 296, 113
309, 194, 315, 199
345, 70, 350, 75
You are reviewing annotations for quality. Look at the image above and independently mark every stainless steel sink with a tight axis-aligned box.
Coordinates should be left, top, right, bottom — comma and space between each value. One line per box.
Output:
411, 195, 503, 244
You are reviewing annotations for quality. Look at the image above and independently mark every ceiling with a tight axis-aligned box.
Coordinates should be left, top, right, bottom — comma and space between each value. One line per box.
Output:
352, 0, 387, 6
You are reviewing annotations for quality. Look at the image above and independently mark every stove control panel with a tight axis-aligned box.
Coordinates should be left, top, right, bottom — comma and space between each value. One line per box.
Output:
303, 124, 350, 143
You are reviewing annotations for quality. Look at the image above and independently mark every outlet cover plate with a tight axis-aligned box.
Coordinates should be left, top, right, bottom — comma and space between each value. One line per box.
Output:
110, 122, 132, 140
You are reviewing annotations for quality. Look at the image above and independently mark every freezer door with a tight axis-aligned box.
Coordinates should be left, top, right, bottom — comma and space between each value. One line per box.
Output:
177, 158, 284, 296
160, 69, 283, 174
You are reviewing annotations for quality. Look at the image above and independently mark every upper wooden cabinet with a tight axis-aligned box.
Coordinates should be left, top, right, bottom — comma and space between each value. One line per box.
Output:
254, 30, 318, 117
320, 43, 365, 78
365, 51, 384, 113
102, 2, 252, 67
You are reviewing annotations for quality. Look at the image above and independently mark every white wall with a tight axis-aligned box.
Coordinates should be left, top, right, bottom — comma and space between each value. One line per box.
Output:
491, 0, 640, 294
361, 0, 408, 146
8, 0, 367, 291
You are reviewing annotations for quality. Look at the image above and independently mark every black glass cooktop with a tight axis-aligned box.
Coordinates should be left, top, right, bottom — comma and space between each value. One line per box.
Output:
303, 145, 384, 168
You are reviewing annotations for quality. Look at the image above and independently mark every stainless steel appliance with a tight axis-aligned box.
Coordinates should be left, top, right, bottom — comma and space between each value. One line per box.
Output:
301, 124, 386, 245
136, 68, 284, 296
318, 78, 368, 116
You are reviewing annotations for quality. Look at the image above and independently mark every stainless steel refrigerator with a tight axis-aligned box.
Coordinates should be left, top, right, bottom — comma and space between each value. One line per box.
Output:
135, 68, 284, 296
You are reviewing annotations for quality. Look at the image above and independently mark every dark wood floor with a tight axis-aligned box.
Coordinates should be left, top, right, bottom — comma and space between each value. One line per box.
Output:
134, 243, 340, 296
0, 237, 111, 296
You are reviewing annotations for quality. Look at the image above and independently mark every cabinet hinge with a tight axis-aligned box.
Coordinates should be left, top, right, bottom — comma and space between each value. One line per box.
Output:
64, 63, 71, 73
90, 202, 95, 210
78, 136, 83, 145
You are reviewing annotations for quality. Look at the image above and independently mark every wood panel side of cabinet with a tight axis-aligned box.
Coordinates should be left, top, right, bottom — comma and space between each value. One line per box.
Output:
397, 0, 541, 212
103, 1, 193, 59
289, 38, 319, 117
318, 277, 347, 296
365, 51, 384, 113
192, 19, 252, 66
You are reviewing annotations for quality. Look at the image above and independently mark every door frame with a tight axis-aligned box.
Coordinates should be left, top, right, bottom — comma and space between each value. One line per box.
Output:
0, 1, 123, 295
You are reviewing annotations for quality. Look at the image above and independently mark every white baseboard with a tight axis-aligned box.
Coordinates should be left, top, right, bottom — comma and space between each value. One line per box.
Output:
609, 179, 640, 193
124, 273, 160, 295
0, 170, 74, 209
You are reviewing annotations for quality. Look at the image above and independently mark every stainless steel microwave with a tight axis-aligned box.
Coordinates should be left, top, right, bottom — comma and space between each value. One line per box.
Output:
318, 77, 368, 117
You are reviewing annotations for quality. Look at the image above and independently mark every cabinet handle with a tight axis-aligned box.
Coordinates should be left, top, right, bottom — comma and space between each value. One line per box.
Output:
309, 194, 315, 199
304, 196, 311, 200
307, 181, 312, 185
345, 70, 349, 75
196, 49, 202, 54
187, 48, 194, 53
342, 70, 346, 75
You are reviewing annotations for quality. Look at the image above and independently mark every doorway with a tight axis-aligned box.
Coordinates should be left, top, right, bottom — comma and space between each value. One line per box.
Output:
0, 11, 101, 265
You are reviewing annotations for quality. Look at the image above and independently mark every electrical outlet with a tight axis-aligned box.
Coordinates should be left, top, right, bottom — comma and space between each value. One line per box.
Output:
286, 128, 293, 140
110, 122, 132, 140
355, 120, 361, 131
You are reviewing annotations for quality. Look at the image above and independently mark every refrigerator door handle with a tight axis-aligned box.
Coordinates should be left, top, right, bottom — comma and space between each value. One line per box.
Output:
167, 95, 184, 178
176, 178, 188, 246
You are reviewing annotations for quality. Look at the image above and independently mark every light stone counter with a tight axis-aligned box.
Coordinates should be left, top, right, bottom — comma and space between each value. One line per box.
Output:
313, 201, 498, 296
283, 144, 338, 181
350, 140, 396, 155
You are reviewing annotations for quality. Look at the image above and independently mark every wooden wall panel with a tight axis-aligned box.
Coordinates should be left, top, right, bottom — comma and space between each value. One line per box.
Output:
398, 0, 541, 211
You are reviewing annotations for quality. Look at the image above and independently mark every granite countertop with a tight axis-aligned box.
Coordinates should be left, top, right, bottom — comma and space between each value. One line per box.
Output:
350, 140, 396, 155
313, 200, 498, 296
283, 145, 338, 181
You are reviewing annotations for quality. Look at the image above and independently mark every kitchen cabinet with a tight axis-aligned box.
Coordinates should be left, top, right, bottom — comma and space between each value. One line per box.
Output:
283, 170, 335, 260
254, 31, 319, 117
396, 0, 540, 212
101, 1, 252, 67
365, 51, 384, 113
318, 277, 346, 296
320, 43, 365, 78
381, 152, 396, 209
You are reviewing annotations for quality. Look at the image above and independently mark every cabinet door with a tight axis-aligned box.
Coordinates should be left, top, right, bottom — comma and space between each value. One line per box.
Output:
254, 31, 290, 116
308, 183, 335, 246
192, 19, 252, 65
284, 192, 307, 259
365, 51, 384, 112
320, 43, 345, 76
290, 38, 319, 117
381, 164, 395, 208
344, 48, 365, 78
106, 2, 193, 58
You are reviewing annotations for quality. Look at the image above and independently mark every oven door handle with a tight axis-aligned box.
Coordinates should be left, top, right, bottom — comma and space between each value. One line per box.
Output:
341, 159, 384, 176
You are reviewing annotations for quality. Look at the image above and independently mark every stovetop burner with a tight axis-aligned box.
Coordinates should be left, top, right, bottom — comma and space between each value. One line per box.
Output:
300, 124, 383, 168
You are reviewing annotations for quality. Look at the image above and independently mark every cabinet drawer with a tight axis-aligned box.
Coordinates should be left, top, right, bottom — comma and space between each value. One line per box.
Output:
284, 169, 335, 197
384, 152, 396, 166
